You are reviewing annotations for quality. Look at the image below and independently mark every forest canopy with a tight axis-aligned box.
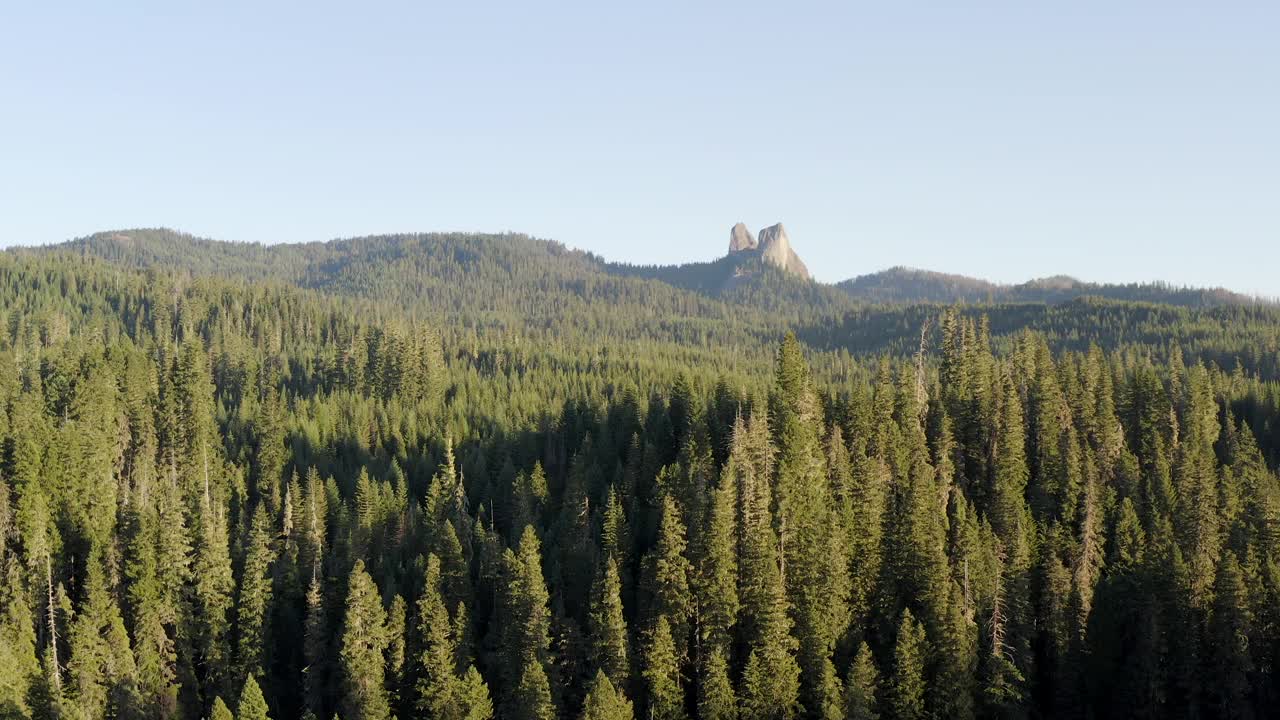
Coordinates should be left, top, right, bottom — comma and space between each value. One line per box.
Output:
0, 242, 1277, 720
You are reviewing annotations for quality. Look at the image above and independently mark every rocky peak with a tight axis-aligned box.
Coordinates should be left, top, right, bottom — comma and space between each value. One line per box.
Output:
757, 223, 790, 266
756, 223, 810, 279
728, 222, 757, 253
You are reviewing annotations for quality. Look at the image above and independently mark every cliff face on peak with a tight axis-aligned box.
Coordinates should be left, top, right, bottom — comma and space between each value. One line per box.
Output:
728, 222, 757, 253
755, 223, 810, 280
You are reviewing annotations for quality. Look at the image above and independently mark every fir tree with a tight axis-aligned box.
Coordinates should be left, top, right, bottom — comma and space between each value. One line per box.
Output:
340, 560, 390, 720
302, 571, 328, 719
66, 555, 140, 720
237, 503, 276, 685
210, 695, 234, 720
693, 470, 738, 658
416, 554, 458, 719
455, 666, 495, 720
501, 526, 553, 715
641, 494, 693, 648
1209, 553, 1253, 720
580, 670, 634, 720
510, 658, 555, 720
588, 555, 630, 688
0, 561, 41, 717
642, 615, 685, 720
238, 675, 272, 720
844, 641, 880, 720
888, 610, 926, 720
695, 648, 734, 720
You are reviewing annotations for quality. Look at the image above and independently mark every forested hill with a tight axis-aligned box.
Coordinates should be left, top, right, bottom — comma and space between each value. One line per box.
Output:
0, 236, 1279, 720
838, 266, 1262, 307
39, 228, 1268, 313
22, 227, 1280, 381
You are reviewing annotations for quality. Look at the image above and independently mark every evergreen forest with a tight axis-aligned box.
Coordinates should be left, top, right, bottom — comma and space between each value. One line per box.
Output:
0, 232, 1279, 720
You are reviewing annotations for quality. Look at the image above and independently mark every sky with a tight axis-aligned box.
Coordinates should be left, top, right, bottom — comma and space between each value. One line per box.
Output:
1, 1, 1277, 294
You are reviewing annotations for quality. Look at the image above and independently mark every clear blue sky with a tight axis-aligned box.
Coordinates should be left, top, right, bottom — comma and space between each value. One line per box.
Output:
2, 1, 1276, 294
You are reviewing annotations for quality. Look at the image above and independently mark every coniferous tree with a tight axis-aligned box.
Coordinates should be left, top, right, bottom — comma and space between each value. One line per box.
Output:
1209, 553, 1253, 720
0, 560, 41, 717
641, 494, 693, 649
770, 334, 850, 716
340, 560, 390, 720
580, 669, 634, 720
888, 610, 926, 720
385, 593, 407, 711
696, 648, 734, 720
455, 666, 495, 720
588, 555, 630, 688
693, 469, 738, 660
66, 555, 140, 720
416, 554, 459, 718
210, 695, 234, 720
3, 255, 1280, 720
238, 675, 272, 720
501, 526, 553, 715
510, 658, 555, 720
844, 641, 880, 720
642, 615, 685, 720
732, 412, 801, 720
237, 503, 276, 685
302, 571, 328, 718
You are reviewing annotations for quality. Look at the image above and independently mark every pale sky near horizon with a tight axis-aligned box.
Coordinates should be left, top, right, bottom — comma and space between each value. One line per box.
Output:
1, 1, 1276, 294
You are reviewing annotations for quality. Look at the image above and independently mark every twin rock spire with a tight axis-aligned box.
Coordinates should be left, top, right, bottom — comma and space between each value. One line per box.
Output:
727, 222, 811, 280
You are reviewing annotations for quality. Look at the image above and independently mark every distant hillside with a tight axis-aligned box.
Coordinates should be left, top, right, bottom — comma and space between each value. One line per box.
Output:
26, 229, 840, 355
838, 266, 1264, 308
16, 226, 1280, 379
40, 227, 1268, 313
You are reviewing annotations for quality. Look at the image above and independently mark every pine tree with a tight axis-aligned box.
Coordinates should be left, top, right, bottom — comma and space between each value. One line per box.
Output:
846, 446, 889, 636
733, 410, 801, 720
580, 669, 634, 720
600, 484, 631, 573
210, 695, 234, 720
689, 647, 730, 720
455, 666, 495, 720
770, 336, 850, 717
510, 465, 549, 544
510, 658, 555, 720
930, 582, 977, 720
238, 675, 272, 720
340, 560, 390, 720
1174, 365, 1223, 610
694, 470, 738, 658
237, 503, 276, 684
66, 554, 140, 720
888, 610, 926, 720
642, 615, 685, 720
501, 526, 553, 714
302, 570, 328, 719
124, 482, 183, 719
416, 554, 458, 719
641, 493, 693, 648
0, 560, 41, 717
588, 555, 630, 688
254, 385, 288, 514
385, 593, 407, 712
982, 543, 1028, 720
1209, 553, 1253, 720
844, 641, 880, 720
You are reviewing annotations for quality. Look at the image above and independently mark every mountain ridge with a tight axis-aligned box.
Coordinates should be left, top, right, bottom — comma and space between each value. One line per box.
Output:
22, 226, 1272, 310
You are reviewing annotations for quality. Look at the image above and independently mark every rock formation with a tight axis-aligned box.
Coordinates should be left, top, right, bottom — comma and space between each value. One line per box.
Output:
728, 222, 757, 253
756, 223, 810, 279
